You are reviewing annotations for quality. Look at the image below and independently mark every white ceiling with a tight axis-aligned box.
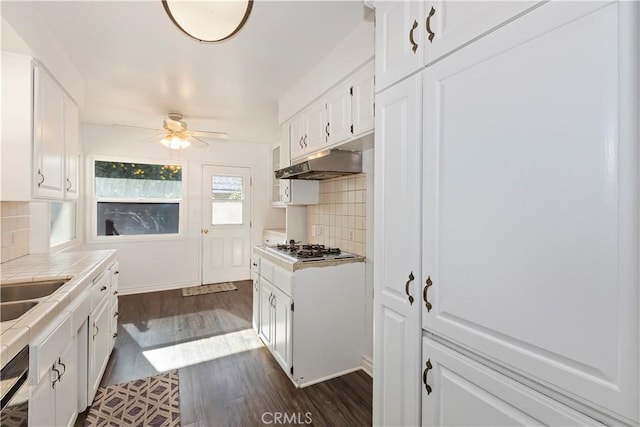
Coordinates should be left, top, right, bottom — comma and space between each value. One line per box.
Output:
8, 1, 371, 143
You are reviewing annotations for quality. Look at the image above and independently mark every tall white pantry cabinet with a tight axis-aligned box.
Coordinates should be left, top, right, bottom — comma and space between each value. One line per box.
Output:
373, 2, 639, 426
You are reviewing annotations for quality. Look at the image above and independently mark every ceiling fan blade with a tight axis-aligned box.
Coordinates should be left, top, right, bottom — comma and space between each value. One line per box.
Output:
113, 123, 162, 133
189, 129, 229, 139
189, 135, 210, 147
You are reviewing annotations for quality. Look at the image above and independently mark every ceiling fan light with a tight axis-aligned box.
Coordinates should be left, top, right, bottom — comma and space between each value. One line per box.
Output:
160, 136, 190, 150
162, 0, 253, 43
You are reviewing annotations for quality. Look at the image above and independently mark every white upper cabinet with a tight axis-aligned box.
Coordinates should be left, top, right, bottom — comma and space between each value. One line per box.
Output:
286, 61, 375, 164
289, 101, 325, 160
325, 84, 352, 146
63, 98, 80, 200
374, 1, 540, 92
33, 66, 66, 199
350, 65, 375, 137
421, 2, 638, 423
375, 1, 425, 92
305, 101, 326, 154
373, 72, 422, 427
421, 1, 540, 65
1, 53, 81, 201
271, 145, 281, 205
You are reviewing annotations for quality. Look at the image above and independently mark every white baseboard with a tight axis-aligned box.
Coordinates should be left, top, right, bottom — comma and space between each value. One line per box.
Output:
295, 366, 363, 388
361, 356, 373, 378
118, 281, 198, 296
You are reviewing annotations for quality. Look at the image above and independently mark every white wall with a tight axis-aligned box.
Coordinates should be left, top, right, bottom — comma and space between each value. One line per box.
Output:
278, 18, 374, 124
81, 124, 281, 294
1, 4, 84, 107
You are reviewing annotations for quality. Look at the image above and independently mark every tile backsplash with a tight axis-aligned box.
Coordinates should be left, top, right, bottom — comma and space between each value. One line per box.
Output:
307, 174, 366, 256
1, 202, 30, 263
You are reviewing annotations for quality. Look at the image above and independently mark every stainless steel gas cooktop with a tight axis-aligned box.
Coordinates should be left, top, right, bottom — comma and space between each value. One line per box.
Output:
265, 241, 357, 263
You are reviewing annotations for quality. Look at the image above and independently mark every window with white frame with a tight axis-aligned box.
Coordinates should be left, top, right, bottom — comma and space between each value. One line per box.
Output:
94, 160, 183, 237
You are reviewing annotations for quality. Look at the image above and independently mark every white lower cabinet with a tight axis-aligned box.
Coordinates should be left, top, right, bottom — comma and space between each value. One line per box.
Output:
421, 338, 602, 427
253, 248, 365, 387
259, 279, 274, 347
88, 295, 111, 402
30, 314, 77, 427
251, 271, 260, 333
259, 277, 293, 372
271, 284, 293, 371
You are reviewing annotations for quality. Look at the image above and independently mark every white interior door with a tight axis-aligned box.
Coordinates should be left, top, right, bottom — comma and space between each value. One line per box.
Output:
202, 165, 252, 284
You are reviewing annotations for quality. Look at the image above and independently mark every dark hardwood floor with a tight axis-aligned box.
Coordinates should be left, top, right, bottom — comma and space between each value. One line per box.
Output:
78, 280, 372, 426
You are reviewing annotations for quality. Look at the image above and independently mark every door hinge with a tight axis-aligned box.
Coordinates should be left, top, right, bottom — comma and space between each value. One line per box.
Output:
250, 221, 252, 228
373, 102, 376, 117
291, 302, 294, 311
290, 366, 294, 375
250, 177, 253, 185
350, 124, 354, 134
349, 86, 353, 96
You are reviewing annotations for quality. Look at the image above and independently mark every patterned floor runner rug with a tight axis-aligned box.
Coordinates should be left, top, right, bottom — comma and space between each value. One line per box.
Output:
84, 371, 180, 427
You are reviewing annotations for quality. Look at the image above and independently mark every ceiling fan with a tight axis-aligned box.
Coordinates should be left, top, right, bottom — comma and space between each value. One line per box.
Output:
114, 112, 229, 150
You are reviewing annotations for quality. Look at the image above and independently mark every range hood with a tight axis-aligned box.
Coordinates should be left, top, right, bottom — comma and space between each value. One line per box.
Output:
274, 149, 362, 180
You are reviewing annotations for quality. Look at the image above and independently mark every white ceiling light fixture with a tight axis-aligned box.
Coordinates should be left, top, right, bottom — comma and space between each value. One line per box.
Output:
162, 0, 253, 43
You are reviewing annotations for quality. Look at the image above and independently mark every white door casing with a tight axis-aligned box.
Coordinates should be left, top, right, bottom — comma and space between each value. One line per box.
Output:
202, 165, 252, 284
422, 2, 639, 422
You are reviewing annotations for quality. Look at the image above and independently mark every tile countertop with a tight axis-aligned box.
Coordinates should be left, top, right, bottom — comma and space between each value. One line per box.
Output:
0, 249, 117, 367
253, 246, 365, 272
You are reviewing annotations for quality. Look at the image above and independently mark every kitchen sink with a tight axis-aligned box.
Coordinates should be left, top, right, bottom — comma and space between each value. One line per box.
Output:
0, 300, 39, 322
0, 279, 69, 303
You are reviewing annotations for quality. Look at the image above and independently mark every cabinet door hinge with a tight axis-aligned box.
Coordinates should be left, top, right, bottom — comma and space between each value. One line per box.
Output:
290, 366, 294, 375
373, 102, 376, 117
350, 124, 354, 134
250, 221, 252, 228
291, 302, 294, 311
250, 177, 253, 186
349, 86, 353, 96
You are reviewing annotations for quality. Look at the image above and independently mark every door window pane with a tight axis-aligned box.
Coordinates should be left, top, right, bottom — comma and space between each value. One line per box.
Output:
97, 202, 179, 235
211, 175, 243, 225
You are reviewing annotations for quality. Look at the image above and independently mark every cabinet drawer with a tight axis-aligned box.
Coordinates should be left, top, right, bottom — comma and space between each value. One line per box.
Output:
31, 313, 72, 384
90, 270, 110, 309
109, 261, 119, 288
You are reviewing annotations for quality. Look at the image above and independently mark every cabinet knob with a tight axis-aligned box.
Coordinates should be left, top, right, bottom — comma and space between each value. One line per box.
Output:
114, 311, 119, 317
100, 285, 107, 292
113, 333, 118, 338
113, 290, 118, 295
